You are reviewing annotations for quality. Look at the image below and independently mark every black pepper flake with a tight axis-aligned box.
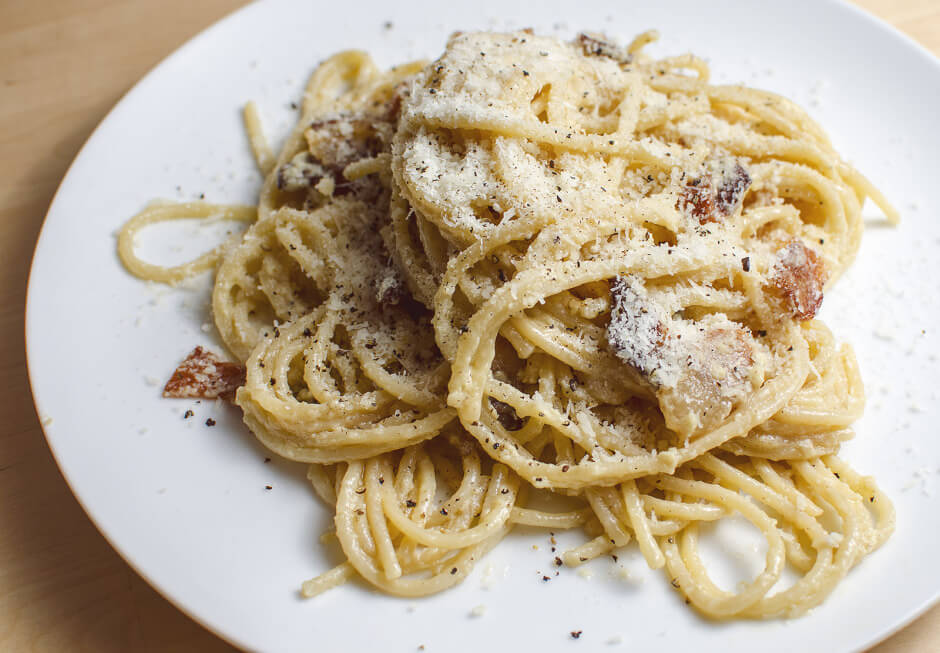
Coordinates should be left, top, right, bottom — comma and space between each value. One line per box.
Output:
406, 499, 416, 508
450, 567, 458, 574
742, 256, 751, 272
183, 409, 194, 419
269, 378, 276, 386
264, 457, 271, 463
870, 496, 875, 502
205, 418, 216, 427
289, 102, 297, 110
554, 556, 562, 566
542, 575, 550, 581
671, 578, 680, 588
523, 70, 529, 76
570, 631, 582, 640
757, 330, 767, 337
440, 508, 448, 516
265, 485, 273, 490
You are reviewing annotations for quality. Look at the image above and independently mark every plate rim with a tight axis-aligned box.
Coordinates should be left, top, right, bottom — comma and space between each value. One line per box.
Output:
23, 2, 266, 650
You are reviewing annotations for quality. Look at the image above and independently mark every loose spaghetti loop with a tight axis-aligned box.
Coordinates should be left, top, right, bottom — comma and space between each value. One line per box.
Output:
117, 202, 255, 284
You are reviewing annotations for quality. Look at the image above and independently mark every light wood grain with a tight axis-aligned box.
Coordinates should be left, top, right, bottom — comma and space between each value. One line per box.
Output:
1, 1, 936, 650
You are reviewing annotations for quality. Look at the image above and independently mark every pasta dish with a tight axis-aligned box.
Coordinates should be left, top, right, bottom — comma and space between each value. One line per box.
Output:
118, 30, 896, 619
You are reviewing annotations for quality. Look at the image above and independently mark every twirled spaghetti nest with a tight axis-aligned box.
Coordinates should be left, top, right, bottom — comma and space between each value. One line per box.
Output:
120, 30, 896, 619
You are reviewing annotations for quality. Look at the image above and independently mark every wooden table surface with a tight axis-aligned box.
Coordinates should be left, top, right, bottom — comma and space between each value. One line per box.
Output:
2, 1, 938, 650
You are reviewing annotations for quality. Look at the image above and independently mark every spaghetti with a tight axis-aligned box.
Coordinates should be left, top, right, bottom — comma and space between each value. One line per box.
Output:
119, 30, 895, 619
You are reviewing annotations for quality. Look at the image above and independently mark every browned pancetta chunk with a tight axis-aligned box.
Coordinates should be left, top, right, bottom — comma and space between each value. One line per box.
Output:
714, 162, 751, 215
607, 275, 668, 380
771, 241, 827, 320
277, 151, 329, 192
680, 177, 717, 224
679, 160, 751, 224
276, 106, 397, 195
163, 347, 245, 401
577, 33, 632, 64
490, 398, 526, 431
607, 275, 760, 438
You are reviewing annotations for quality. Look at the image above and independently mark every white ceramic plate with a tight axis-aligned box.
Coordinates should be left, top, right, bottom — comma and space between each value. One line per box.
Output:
26, 1, 940, 651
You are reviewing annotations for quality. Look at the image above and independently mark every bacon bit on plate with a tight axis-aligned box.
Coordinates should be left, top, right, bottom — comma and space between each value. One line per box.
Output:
771, 240, 827, 320
163, 346, 245, 401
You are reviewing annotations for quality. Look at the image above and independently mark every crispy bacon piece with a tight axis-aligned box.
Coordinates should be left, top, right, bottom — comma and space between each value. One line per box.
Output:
715, 162, 751, 215
305, 115, 389, 169
577, 33, 632, 64
681, 177, 717, 223
490, 398, 526, 431
277, 151, 329, 192
277, 105, 397, 195
607, 276, 668, 379
607, 275, 759, 438
658, 325, 755, 436
163, 347, 245, 401
771, 241, 827, 320
679, 161, 751, 224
